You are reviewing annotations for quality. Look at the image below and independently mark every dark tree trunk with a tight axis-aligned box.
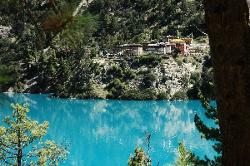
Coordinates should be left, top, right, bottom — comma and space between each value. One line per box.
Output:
204, 0, 250, 165
17, 132, 22, 166
17, 108, 22, 166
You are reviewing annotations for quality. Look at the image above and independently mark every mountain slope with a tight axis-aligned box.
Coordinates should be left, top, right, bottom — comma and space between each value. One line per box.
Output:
86, 0, 205, 49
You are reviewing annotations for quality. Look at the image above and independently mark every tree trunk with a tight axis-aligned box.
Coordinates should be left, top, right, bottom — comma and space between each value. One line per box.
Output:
204, 0, 250, 165
17, 131, 22, 166
17, 108, 22, 166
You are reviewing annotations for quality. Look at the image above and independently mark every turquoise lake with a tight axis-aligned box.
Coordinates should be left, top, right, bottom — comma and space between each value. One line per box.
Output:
0, 93, 216, 165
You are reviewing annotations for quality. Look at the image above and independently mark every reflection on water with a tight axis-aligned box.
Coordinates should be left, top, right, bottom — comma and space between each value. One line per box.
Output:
0, 93, 216, 166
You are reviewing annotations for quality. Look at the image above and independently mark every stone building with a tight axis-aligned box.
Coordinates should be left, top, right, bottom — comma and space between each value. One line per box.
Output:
144, 42, 173, 54
114, 44, 143, 56
114, 37, 192, 56
169, 39, 189, 55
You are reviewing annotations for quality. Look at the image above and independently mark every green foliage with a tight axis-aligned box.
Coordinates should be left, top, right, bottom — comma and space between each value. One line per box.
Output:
106, 78, 128, 99
181, 74, 190, 90
123, 68, 137, 81
157, 91, 170, 100
175, 56, 184, 66
200, 68, 214, 99
88, 0, 206, 49
81, 83, 108, 99
172, 91, 188, 100
132, 55, 162, 68
0, 0, 207, 101
186, 82, 200, 99
0, 0, 83, 49
56, 13, 98, 49
106, 65, 124, 80
128, 147, 152, 166
0, 65, 16, 91
187, 56, 215, 99
105, 64, 136, 83
190, 72, 201, 85
0, 104, 68, 165
194, 94, 222, 165
141, 71, 157, 89
0, 0, 97, 93
122, 88, 158, 100
53, 57, 103, 99
0, 36, 21, 91
175, 142, 197, 166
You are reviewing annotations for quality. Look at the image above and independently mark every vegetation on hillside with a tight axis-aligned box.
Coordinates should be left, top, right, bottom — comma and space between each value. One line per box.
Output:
88, 0, 206, 49
0, 0, 210, 100
187, 55, 215, 99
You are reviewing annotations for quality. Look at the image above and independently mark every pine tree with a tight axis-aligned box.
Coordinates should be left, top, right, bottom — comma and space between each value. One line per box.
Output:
194, 94, 222, 165
175, 142, 197, 166
0, 0, 97, 92
0, 104, 68, 166
128, 147, 152, 166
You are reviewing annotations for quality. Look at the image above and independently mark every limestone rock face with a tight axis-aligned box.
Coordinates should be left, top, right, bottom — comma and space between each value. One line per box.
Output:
92, 42, 208, 99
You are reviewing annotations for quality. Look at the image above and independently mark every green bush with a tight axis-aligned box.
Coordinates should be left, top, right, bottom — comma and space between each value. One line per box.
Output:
187, 83, 200, 99
157, 91, 169, 100
121, 88, 158, 100
183, 57, 188, 63
132, 54, 162, 67
141, 71, 157, 89
172, 91, 188, 100
74, 84, 107, 99
190, 72, 201, 83
175, 57, 183, 66
123, 68, 136, 80
105, 65, 135, 82
106, 78, 128, 99
106, 65, 123, 80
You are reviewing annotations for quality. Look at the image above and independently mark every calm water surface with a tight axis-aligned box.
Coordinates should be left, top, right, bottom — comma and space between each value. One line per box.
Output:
0, 93, 217, 166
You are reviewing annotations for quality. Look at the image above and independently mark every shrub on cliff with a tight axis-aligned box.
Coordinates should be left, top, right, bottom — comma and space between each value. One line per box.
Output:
106, 78, 128, 99
132, 55, 162, 68
141, 71, 157, 89
172, 91, 188, 100
121, 88, 158, 100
